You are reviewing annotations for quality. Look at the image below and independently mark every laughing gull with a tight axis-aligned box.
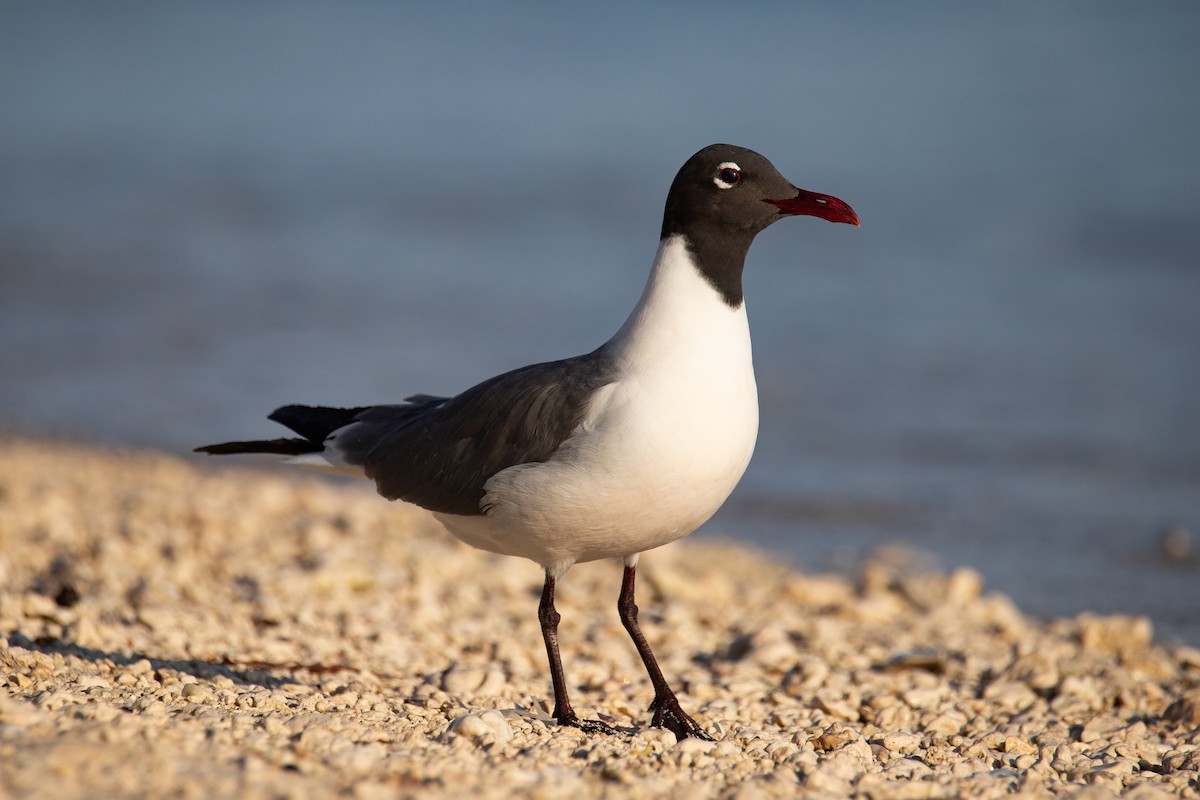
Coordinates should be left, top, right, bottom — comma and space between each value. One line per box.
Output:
196, 143, 859, 740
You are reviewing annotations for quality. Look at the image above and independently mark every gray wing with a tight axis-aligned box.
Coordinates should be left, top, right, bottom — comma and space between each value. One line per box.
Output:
332, 348, 618, 516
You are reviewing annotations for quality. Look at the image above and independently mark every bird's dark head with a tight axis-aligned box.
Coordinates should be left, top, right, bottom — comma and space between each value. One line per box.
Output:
660, 144, 859, 307
661, 143, 859, 241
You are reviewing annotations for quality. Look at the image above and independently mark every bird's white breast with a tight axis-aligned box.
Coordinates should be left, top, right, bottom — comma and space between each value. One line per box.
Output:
436, 236, 759, 574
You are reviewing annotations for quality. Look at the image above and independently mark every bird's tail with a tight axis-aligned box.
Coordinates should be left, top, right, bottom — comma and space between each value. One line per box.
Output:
194, 404, 369, 456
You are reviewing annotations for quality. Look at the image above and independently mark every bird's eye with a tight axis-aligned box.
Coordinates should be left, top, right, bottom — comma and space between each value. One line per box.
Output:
713, 161, 741, 190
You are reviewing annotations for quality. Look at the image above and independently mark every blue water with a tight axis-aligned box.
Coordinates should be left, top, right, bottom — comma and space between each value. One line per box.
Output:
3, 3, 1198, 642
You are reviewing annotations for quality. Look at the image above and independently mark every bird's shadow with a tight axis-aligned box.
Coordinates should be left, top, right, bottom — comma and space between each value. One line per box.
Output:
5, 629, 381, 691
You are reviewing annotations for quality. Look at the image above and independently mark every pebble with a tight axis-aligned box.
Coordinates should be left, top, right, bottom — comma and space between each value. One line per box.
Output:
0, 438, 1197, 799
1162, 693, 1200, 729
921, 710, 966, 738
901, 687, 941, 710
445, 710, 514, 744
980, 680, 1037, 712
1001, 736, 1036, 756
880, 732, 921, 755
181, 683, 212, 703
441, 665, 506, 696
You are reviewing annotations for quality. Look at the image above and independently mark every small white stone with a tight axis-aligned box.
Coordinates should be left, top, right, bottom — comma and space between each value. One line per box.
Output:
1080, 715, 1125, 743
634, 728, 679, 749
1002, 736, 1037, 756
916, 714, 964, 738
945, 567, 984, 604
981, 680, 1037, 712
445, 710, 514, 744
901, 688, 942, 710
672, 735, 717, 766
476, 669, 507, 696
441, 664, 489, 694
76, 674, 111, 690
181, 683, 211, 702
881, 732, 921, 755
714, 739, 742, 758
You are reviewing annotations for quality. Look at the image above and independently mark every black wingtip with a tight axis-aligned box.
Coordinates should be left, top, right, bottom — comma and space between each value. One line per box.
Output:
196, 405, 368, 458
194, 438, 322, 456
268, 404, 370, 443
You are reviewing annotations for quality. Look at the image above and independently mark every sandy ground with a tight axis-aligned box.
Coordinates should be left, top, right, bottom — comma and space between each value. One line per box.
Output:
1, 438, 1197, 799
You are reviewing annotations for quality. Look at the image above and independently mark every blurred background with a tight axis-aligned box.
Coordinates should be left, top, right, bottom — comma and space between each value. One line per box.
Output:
2, 3, 1198, 641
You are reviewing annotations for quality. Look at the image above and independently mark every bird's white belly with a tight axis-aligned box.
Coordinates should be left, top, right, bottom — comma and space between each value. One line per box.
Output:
436, 236, 759, 574
436, 373, 757, 571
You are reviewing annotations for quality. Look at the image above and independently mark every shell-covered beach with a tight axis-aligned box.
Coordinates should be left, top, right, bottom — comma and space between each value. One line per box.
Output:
1, 439, 1197, 798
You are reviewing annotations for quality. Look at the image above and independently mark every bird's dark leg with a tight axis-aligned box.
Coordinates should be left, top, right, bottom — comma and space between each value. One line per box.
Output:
617, 564, 715, 740
537, 571, 618, 735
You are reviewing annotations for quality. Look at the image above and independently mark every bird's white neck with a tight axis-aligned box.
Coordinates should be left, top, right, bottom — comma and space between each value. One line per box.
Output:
607, 235, 752, 369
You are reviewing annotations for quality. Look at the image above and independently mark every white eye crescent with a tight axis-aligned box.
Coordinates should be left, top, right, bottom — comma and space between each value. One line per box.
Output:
713, 161, 741, 190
